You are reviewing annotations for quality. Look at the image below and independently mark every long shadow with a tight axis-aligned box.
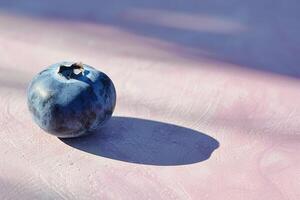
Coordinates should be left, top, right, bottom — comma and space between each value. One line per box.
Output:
61, 116, 219, 166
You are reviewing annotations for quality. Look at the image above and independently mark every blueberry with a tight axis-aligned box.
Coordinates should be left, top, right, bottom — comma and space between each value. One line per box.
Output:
27, 62, 116, 138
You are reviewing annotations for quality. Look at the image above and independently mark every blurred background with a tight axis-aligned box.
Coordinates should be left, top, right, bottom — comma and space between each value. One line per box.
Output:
0, 1, 300, 199
0, 0, 300, 79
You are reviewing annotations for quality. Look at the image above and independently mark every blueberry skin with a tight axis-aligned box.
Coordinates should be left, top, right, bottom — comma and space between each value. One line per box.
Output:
27, 62, 116, 138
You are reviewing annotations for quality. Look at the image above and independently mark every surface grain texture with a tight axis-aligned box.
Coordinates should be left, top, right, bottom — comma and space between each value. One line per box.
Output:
0, 1, 300, 199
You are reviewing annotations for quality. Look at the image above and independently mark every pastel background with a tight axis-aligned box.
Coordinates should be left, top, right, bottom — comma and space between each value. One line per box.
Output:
0, 1, 299, 199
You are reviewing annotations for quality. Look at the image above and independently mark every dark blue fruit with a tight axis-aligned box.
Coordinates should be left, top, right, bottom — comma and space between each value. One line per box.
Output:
27, 62, 116, 138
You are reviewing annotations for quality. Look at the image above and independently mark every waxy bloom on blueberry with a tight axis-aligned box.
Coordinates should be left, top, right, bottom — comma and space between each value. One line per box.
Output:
27, 62, 116, 138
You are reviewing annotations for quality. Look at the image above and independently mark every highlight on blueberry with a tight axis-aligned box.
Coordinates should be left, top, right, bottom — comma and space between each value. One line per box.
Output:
27, 62, 116, 138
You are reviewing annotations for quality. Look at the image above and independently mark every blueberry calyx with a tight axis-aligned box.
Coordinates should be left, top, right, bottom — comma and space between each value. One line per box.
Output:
58, 62, 84, 80
28, 62, 116, 138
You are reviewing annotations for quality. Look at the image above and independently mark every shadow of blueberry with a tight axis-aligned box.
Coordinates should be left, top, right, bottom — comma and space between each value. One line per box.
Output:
60, 116, 220, 166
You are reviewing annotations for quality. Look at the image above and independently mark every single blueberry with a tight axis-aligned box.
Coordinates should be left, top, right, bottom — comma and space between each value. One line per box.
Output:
27, 62, 116, 138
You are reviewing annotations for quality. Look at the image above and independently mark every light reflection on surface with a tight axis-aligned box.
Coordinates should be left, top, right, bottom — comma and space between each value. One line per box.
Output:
123, 9, 247, 34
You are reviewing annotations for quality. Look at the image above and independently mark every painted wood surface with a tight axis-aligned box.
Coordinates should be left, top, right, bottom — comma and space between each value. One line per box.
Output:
0, 1, 299, 199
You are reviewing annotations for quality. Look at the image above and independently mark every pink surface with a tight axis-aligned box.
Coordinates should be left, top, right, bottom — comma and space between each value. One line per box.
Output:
0, 1, 300, 199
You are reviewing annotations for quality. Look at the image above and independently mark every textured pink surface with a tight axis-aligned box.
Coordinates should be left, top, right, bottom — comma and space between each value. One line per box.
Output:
0, 1, 300, 199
